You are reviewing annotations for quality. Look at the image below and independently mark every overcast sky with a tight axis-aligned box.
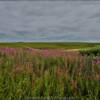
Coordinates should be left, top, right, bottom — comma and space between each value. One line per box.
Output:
0, 1, 100, 42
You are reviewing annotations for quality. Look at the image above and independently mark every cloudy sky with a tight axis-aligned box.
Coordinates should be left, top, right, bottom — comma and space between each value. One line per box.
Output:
0, 1, 100, 42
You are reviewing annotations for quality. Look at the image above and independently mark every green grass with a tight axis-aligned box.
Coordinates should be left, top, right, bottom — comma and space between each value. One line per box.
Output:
0, 50, 100, 100
0, 43, 100, 99
0, 42, 100, 49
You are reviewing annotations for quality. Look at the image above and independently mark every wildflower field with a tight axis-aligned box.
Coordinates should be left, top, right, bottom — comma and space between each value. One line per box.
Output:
0, 43, 100, 100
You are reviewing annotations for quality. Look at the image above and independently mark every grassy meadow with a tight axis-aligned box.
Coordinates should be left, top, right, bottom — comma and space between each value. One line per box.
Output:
0, 42, 100, 100
0, 42, 100, 49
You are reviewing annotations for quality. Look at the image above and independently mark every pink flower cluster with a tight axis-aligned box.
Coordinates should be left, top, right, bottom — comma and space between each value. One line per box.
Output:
40, 49, 65, 57
37, 49, 80, 60
0, 48, 19, 56
0, 47, 80, 59
94, 59, 100, 65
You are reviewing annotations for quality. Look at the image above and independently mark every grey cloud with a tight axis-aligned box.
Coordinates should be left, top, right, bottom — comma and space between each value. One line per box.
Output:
0, 1, 100, 42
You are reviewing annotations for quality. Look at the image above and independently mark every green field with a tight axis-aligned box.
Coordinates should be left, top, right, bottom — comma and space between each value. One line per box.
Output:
0, 42, 100, 49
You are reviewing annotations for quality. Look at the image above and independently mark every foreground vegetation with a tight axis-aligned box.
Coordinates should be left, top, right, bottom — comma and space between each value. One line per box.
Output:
0, 47, 100, 100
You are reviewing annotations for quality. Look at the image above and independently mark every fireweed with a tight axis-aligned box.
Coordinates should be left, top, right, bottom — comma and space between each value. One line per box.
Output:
0, 48, 99, 100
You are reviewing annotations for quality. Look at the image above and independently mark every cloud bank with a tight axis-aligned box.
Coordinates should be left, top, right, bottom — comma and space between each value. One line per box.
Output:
0, 1, 100, 42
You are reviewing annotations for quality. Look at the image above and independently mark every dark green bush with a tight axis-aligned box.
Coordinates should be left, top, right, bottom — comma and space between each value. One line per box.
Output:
80, 48, 100, 56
